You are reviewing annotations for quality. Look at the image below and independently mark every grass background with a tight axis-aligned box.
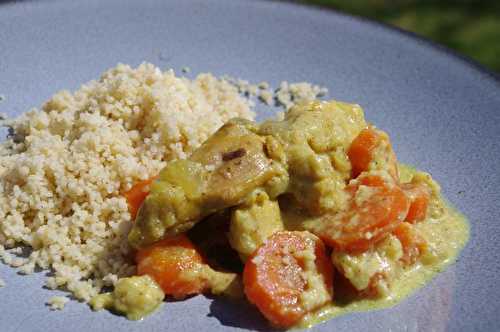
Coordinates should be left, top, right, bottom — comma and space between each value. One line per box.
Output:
300, 0, 500, 73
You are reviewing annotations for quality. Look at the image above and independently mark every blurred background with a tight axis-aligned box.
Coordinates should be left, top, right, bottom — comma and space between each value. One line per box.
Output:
299, 0, 500, 73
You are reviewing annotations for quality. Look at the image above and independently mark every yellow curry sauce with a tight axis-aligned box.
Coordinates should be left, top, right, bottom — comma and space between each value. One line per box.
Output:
90, 275, 165, 320
299, 165, 469, 328
113, 100, 469, 326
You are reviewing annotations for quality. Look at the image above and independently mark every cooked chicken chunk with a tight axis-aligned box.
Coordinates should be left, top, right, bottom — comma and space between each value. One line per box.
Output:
129, 101, 366, 248
228, 190, 284, 261
128, 119, 287, 248
259, 101, 366, 215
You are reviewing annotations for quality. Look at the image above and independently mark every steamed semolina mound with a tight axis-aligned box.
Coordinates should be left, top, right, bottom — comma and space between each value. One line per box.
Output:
0, 63, 254, 301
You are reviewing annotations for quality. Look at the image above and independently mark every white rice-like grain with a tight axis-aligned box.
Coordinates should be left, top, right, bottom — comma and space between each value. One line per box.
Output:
0, 63, 254, 302
47, 296, 69, 310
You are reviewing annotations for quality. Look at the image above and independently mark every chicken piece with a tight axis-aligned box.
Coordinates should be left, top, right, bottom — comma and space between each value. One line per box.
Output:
228, 190, 284, 261
259, 100, 366, 215
129, 101, 367, 248
128, 119, 288, 248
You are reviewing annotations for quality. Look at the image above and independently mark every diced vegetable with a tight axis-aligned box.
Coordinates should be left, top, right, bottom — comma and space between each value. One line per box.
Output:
136, 234, 241, 300
243, 231, 333, 328
347, 127, 398, 179
402, 183, 431, 223
136, 235, 210, 299
309, 173, 410, 252
124, 177, 157, 220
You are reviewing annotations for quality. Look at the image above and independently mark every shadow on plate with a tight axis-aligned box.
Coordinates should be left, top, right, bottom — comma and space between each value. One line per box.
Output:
207, 296, 278, 331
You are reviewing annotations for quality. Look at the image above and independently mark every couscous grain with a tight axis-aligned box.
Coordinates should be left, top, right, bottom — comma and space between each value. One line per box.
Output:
47, 296, 69, 310
0, 63, 254, 302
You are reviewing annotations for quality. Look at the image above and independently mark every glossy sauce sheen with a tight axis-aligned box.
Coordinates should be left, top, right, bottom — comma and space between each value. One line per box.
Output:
298, 166, 470, 328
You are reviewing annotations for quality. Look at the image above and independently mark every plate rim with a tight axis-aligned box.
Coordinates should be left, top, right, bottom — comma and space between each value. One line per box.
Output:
263, 0, 500, 85
0, 1, 498, 331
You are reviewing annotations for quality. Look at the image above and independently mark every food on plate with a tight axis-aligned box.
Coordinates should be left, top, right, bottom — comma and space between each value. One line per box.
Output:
228, 190, 284, 261
127, 118, 287, 247
125, 100, 468, 327
0, 63, 468, 328
243, 231, 333, 327
90, 275, 165, 320
135, 234, 239, 299
128, 100, 366, 247
0, 63, 258, 303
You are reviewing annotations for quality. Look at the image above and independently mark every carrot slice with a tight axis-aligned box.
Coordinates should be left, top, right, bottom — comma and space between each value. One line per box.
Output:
348, 128, 379, 178
310, 174, 410, 252
348, 127, 398, 179
401, 183, 430, 223
392, 222, 427, 264
136, 235, 210, 299
123, 176, 157, 219
243, 231, 333, 328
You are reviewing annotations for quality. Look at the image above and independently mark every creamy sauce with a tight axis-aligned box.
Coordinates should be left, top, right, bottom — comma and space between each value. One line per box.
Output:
90, 275, 165, 320
298, 165, 470, 328
124, 99, 469, 327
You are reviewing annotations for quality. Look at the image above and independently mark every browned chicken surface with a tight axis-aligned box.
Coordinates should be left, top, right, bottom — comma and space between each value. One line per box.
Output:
128, 101, 366, 248
124, 100, 468, 328
128, 118, 286, 248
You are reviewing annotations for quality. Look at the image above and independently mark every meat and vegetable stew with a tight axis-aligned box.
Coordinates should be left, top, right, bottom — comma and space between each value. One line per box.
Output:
107, 100, 467, 327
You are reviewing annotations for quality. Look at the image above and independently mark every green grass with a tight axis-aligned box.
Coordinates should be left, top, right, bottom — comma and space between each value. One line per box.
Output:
301, 0, 500, 72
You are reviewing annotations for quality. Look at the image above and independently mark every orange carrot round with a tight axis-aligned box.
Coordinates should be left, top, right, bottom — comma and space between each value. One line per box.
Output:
243, 231, 333, 328
311, 174, 410, 252
123, 177, 157, 220
136, 235, 210, 299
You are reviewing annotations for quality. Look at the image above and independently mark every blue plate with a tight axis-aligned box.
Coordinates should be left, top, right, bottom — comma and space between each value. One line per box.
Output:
1, 1, 499, 331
